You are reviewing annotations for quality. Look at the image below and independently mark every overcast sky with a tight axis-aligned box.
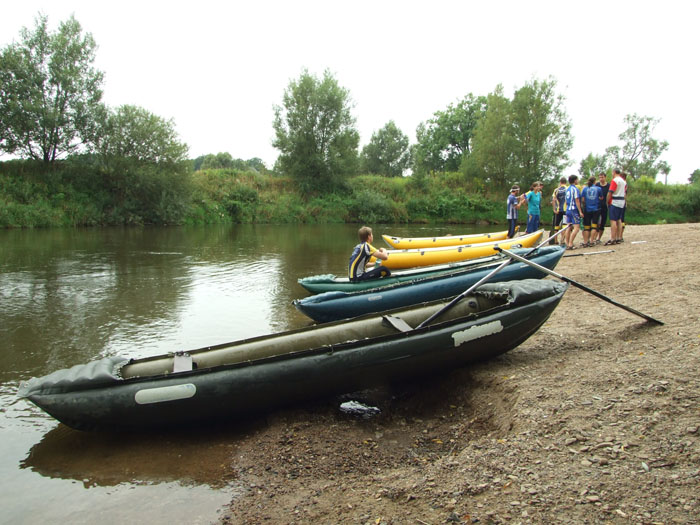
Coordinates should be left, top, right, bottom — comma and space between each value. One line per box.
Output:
2, 0, 697, 183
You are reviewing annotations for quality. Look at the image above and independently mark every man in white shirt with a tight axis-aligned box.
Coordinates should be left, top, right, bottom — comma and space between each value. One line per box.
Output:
605, 169, 627, 245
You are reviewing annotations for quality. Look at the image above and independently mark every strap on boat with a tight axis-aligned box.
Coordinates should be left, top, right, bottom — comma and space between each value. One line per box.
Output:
173, 352, 193, 373
382, 315, 413, 333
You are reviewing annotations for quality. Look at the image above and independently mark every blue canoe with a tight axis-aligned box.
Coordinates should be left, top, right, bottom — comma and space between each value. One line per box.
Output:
294, 245, 565, 323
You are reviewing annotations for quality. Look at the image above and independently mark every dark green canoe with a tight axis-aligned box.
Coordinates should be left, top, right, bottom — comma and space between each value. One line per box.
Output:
298, 249, 534, 294
295, 246, 565, 323
18, 279, 567, 431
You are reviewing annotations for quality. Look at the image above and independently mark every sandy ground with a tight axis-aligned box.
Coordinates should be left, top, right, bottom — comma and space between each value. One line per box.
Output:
218, 223, 700, 525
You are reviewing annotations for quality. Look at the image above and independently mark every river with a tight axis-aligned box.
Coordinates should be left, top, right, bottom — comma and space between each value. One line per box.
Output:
0, 223, 498, 524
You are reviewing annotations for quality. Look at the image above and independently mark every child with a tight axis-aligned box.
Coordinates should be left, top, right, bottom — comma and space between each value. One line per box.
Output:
348, 226, 391, 282
564, 174, 583, 250
521, 181, 543, 233
506, 186, 522, 238
551, 177, 567, 245
581, 175, 603, 247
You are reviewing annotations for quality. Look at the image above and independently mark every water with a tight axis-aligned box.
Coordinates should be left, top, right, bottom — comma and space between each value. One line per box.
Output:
0, 222, 497, 523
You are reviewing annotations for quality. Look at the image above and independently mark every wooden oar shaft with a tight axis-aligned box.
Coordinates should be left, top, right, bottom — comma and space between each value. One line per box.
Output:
415, 226, 571, 329
496, 247, 664, 325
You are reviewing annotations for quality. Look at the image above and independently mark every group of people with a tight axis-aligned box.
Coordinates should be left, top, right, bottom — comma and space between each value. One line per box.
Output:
348, 170, 629, 282
507, 169, 628, 250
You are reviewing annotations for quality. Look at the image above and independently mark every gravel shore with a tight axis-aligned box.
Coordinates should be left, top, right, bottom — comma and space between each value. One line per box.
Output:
220, 223, 700, 525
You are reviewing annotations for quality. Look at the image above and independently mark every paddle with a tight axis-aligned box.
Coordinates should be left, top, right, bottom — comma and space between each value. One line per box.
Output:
563, 249, 614, 258
415, 226, 571, 329
495, 247, 664, 325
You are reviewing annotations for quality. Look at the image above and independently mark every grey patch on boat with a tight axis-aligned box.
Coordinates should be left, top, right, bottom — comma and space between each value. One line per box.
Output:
452, 320, 503, 347
134, 383, 197, 404
339, 400, 381, 419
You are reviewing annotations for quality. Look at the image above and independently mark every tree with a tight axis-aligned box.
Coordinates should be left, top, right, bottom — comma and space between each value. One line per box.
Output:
690, 169, 700, 185
509, 78, 573, 186
470, 85, 515, 188
272, 69, 359, 191
0, 14, 104, 163
605, 114, 669, 181
94, 104, 191, 224
579, 153, 608, 178
200, 152, 235, 170
360, 121, 411, 177
413, 94, 487, 173
96, 105, 188, 167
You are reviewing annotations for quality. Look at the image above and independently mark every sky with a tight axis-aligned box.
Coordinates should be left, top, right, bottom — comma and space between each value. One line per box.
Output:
1, 0, 697, 184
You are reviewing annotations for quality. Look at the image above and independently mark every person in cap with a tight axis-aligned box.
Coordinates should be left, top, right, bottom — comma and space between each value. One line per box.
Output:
506, 185, 522, 238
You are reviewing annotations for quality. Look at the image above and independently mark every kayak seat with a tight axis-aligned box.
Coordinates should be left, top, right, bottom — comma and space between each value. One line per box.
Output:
382, 315, 413, 333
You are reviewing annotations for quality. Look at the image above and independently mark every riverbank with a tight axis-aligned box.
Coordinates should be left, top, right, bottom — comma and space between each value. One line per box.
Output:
219, 223, 700, 524
2, 161, 699, 227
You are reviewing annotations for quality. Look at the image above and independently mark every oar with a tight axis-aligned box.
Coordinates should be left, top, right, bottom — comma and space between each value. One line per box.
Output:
415, 226, 571, 329
495, 247, 664, 325
563, 249, 614, 258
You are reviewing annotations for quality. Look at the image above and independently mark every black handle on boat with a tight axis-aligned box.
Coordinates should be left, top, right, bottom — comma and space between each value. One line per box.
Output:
415, 226, 570, 329
495, 247, 664, 325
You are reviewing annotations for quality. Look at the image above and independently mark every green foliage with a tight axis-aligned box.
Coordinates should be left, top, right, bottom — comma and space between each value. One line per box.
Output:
193, 153, 268, 173
688, 169, 700, 185
0, 14, 104, 162
96, 105, 188, 167
272, 69, 359, 192
677, 185, 700, 216
360, 121, 411, 177
2, 161, 698, 228
579, 153, 608, 178
605, 114, 669, 181
471, 85, 514, 189
509, 77, 573, 187
413, 94, 487, 174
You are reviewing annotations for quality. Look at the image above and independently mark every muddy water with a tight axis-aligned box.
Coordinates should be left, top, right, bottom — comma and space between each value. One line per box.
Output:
0, 223, 494, 524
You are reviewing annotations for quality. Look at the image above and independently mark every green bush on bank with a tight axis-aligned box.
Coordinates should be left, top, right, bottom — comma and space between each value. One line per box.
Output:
1, 161, 699, 228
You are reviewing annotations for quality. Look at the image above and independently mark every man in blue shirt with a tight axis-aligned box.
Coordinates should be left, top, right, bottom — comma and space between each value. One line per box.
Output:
581, 176, 603, 247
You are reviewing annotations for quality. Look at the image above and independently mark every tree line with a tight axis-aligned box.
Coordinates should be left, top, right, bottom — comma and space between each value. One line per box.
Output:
1, 14, 695, 228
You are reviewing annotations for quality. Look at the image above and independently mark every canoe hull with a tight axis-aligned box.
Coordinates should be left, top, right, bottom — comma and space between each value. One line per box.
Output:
294, 246, 565, 323
19, 280, 567, 431
382, 230, 544, 269
382, 229, 510, 249
299, 252, 511, 294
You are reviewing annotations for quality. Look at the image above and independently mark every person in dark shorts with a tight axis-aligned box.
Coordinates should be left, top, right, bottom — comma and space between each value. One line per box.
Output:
348, 226, 391, 282
593, 172, 610, 244
581, 176, 603, 247
605, 169, 627, 245
551, 176, 567, 245
506, 185, 523, 238
563, 174, 583, 250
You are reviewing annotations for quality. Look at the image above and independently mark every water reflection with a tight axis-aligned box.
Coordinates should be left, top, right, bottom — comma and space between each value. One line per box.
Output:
0, 223, 496, 522
21, 422, 261, 489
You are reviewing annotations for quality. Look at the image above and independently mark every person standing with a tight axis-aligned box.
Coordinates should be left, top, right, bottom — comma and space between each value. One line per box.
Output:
620, 172, 629, 242
581, 176, 603, 247
564, 174, 583, 250
605, 169, 627, 245
521, 181, 543, 234
506, 185, 522, 238
593, 172, 610, 244
551, 177, 567, 245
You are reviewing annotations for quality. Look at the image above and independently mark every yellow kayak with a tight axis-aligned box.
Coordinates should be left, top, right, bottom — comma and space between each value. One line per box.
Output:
382, 228, 512, 249
381, 230, 544, 270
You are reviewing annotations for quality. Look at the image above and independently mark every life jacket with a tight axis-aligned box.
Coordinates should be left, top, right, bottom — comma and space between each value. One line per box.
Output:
553, 185, 566, 212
